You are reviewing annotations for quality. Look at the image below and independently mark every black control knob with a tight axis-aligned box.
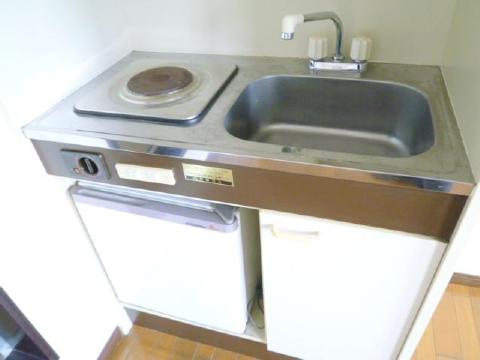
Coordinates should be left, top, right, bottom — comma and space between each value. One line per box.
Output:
78, 157, 99, 176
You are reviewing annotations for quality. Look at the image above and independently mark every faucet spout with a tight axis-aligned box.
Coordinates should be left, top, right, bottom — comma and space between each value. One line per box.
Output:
281, 10, 368, 73
281, 14, 304, 40
281, 11, 344, 60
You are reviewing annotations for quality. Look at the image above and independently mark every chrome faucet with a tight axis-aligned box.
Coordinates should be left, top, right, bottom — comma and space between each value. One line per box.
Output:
281, 11, 369, 73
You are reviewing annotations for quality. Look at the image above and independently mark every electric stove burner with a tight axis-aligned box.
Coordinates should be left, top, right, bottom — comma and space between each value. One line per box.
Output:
118, 65, 201, 107
126, 66, 194, 96
74, 57, 237, 123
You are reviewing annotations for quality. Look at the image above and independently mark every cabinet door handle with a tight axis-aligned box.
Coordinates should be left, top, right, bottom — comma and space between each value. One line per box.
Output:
267, 225, 320, 241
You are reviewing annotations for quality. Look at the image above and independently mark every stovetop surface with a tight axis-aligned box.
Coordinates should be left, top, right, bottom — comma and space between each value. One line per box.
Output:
74, 57, 237, 124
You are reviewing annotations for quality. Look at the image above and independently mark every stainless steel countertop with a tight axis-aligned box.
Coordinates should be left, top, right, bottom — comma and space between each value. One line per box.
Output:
23, 51, 475, 195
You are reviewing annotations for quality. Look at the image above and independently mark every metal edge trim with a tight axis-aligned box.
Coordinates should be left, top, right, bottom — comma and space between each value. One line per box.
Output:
25, 130, 475, 196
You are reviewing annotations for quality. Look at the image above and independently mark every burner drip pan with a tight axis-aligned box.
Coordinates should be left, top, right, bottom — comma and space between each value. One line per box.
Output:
126, 66, 194, 96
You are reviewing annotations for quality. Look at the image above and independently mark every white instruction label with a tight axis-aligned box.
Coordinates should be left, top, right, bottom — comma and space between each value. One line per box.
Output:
182, 164, 234, 186
115, 163, 176, 185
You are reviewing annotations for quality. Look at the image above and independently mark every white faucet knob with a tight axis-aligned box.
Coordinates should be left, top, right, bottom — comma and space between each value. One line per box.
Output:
308, 35, 328, 60
350, 36, 372, 62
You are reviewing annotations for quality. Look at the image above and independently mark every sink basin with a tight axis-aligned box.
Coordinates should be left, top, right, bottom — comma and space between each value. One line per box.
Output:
225, 76, 434, 157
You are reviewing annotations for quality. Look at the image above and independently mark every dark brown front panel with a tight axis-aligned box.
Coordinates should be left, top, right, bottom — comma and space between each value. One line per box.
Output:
33, 140, 467, 240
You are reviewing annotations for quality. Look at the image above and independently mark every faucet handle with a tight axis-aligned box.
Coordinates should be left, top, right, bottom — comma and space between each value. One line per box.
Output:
350, 36, 372, 62
308, 35, 328, 60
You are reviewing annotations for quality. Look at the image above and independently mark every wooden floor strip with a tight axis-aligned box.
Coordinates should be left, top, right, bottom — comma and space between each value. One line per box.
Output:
172, 337, 198, 359
450, 284, 480, 360
416, 322, 436, 360
469, 286, 480, 345
193, 343, 216, 360
432, 288, 464, 359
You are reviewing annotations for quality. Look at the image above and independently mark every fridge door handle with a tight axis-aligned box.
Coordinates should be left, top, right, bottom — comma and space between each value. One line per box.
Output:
263, 224, 320, 241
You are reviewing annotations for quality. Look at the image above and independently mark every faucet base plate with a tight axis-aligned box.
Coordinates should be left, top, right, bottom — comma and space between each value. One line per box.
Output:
309, 58, 368, 72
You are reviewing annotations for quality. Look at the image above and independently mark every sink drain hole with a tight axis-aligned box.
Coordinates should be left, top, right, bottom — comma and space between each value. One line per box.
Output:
281, 146, 302, 154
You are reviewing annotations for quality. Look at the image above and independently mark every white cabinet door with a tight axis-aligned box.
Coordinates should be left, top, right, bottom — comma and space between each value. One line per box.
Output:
260, 210, 446, 360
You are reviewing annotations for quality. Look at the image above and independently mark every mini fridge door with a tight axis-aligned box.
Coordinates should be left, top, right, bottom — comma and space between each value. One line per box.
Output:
71, 183, 260, 334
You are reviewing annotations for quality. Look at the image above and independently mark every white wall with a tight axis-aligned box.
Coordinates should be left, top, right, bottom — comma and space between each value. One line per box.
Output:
124, 0, 456, 65
0, 112, 131, 359
0, 1, 132, 359
0, 0, 130, 127
442, 0, 480, 276
443, 0, 480, 180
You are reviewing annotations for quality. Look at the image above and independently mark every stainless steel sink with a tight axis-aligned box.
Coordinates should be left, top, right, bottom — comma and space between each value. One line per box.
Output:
225, 76, 435, 157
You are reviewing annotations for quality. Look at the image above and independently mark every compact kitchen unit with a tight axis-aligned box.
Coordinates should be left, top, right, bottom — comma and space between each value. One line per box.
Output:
23, 49, 474, 359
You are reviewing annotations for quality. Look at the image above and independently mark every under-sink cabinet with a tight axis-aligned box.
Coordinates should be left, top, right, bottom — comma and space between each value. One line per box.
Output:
259, 210, 446, 360
71, 181, 448, 360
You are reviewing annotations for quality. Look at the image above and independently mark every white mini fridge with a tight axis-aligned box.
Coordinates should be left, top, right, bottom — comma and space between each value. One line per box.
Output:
71, 183, 260, 334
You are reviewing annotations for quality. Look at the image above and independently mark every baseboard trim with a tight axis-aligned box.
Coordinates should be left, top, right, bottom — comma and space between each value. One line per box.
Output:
98, 327, 122, 360
451, 272, 480, 287
126, 308, 295, 360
